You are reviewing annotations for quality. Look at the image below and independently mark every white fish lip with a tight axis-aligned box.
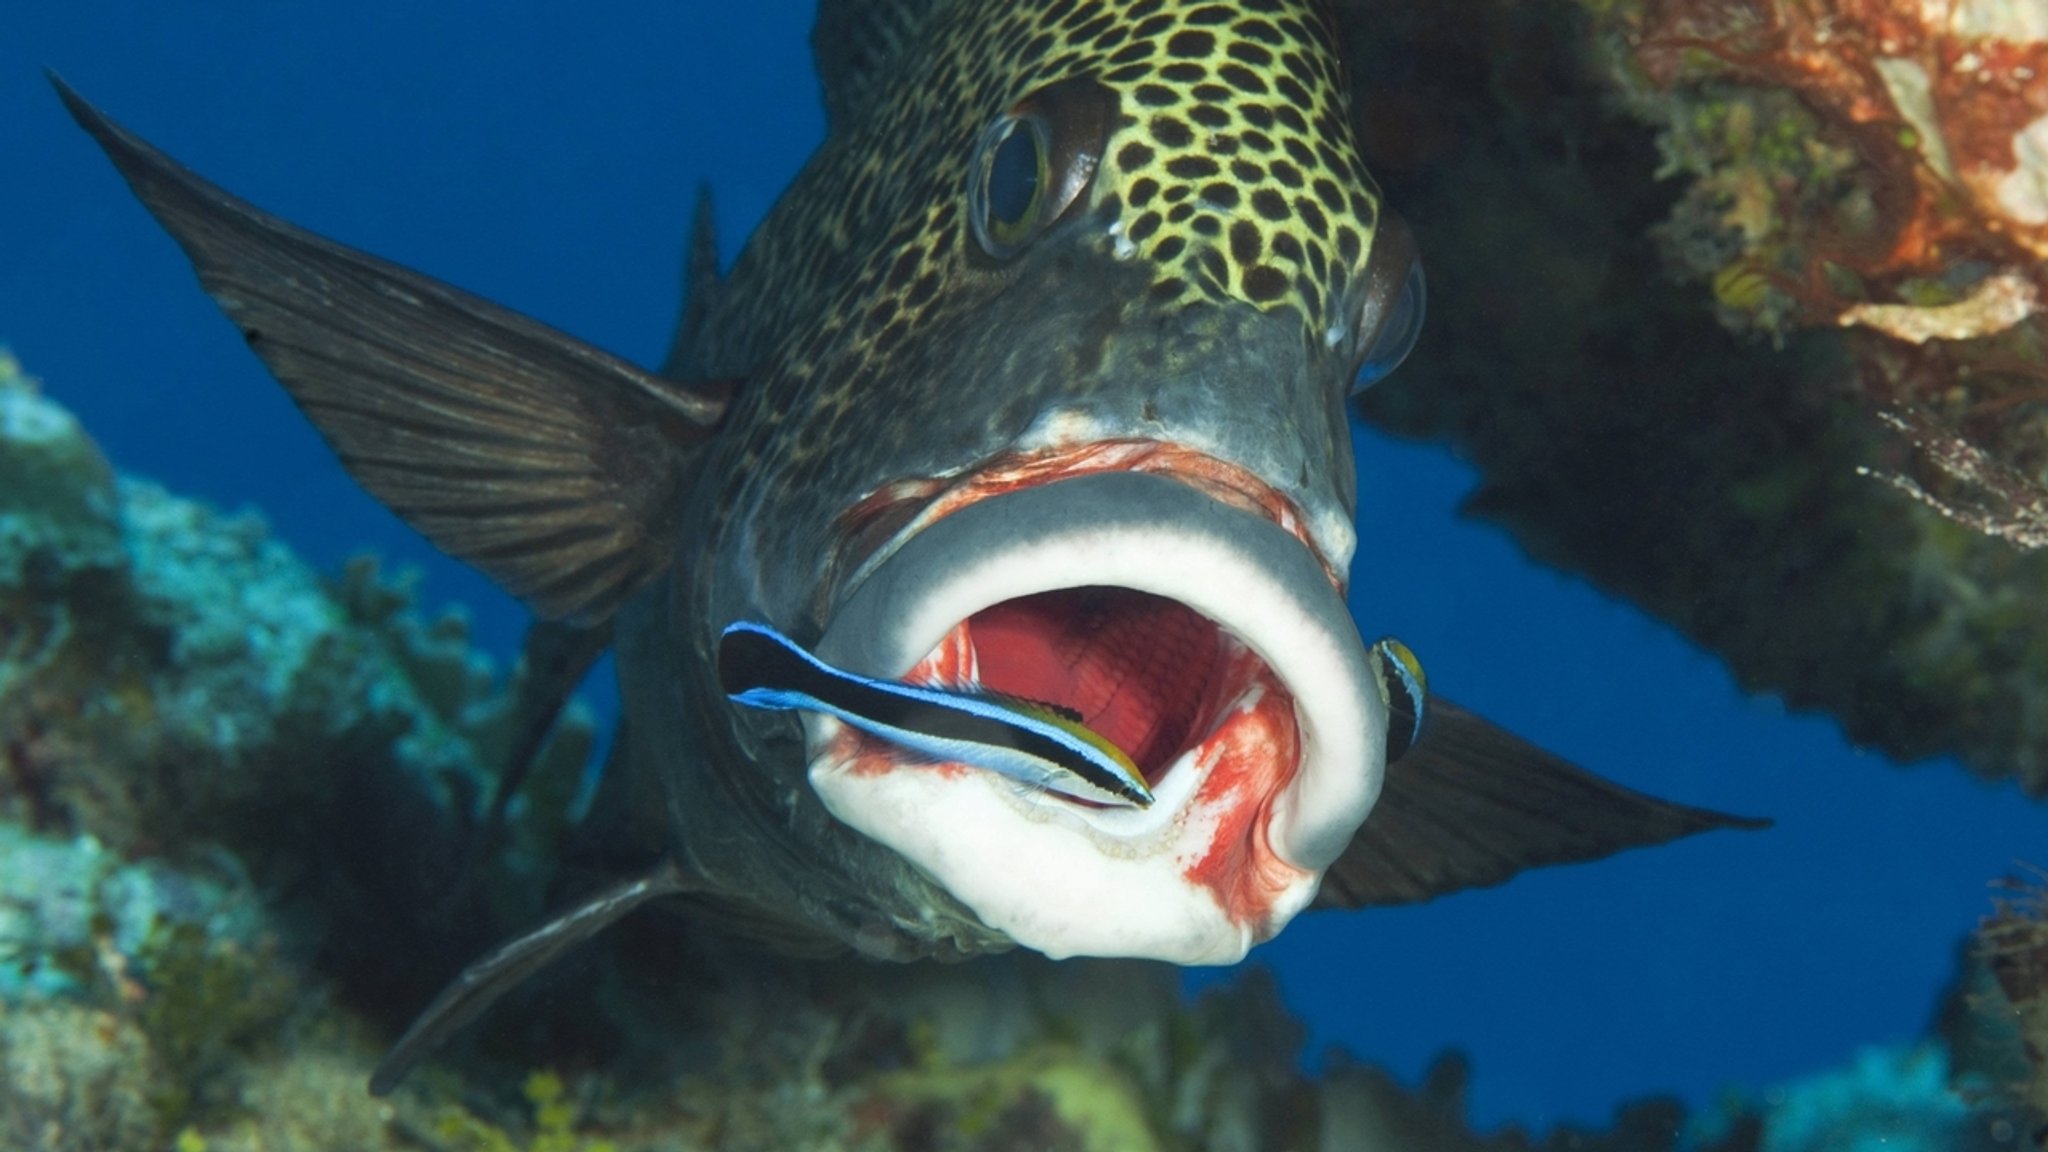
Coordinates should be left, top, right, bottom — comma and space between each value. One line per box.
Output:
808, 470, 1385, 964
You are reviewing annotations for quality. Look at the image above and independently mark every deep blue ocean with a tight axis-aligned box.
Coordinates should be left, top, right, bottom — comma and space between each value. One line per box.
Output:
5, 1, 2044, 1132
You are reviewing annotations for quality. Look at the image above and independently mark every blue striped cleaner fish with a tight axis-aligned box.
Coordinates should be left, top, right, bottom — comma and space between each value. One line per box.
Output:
719, 621, 1154, 808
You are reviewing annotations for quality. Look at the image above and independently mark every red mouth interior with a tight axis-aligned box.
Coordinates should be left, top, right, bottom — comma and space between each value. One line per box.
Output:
967, 587, 1227, 784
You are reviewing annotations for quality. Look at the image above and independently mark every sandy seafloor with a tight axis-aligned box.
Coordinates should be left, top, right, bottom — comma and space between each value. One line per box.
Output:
2, 0, 2045, 1133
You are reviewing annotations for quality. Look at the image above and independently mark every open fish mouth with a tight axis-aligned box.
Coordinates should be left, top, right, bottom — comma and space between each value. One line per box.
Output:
811, 456, 1383, 965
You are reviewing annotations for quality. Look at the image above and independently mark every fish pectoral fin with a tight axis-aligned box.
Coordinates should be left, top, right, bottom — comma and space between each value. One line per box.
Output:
53, 76, 733, 626
1312, 697, 1769, 910
369, 857, 699, 1096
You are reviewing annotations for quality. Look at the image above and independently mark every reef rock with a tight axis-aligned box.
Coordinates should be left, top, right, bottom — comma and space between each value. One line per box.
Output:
1337, 0, 2048, 794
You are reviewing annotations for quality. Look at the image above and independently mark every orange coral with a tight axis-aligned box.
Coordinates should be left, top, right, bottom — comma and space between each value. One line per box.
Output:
1623, 0, 2048, 316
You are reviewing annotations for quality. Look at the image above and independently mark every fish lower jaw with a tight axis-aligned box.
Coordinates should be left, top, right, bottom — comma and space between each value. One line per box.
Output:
807, 472, 1386, 962
807, 632, 1315, 962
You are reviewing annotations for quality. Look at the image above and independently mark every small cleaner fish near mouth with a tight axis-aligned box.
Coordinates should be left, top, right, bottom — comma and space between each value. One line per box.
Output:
718, 620, 1431, 815
720, 619, 1157, 809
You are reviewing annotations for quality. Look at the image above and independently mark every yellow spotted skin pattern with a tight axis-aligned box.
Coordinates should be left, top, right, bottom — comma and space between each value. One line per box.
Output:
1094, 4, 1379, 321
699, 0, 1381, 380
682, 0, 1392, 647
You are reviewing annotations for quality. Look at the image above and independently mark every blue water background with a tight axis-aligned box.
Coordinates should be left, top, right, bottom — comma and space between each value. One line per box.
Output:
4, 2, 2042, 1131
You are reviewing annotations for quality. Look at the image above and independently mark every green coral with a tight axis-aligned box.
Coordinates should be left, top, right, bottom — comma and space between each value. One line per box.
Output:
1649, 85, 1868, 336
434, 1071, 619, 1152
131, 919, 297, 1127
863, 1046, 1159, 1152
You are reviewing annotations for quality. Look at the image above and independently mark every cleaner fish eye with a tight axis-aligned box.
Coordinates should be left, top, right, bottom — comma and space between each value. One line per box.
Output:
1350, 216, 1427, 394
969, 78, 1112, 260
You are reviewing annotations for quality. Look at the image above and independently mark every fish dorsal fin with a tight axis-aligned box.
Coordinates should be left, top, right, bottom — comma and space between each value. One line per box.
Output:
54, 76, 732, 626
1313, 698, 1768, 909
660, 183, 724, 380
811, 0, 958, 129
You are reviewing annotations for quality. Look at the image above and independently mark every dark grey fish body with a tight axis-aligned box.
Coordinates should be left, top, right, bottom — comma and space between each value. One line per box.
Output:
643, 2, 1390, 960
54, 0, 1763, 1092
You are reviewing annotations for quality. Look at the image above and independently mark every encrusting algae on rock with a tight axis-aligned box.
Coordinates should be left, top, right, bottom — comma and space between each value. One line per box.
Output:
431, 1070, 618, 1152
1336, 0, 2048, 797
1594, 0, 2048, 558
0, 340, 2038, 1147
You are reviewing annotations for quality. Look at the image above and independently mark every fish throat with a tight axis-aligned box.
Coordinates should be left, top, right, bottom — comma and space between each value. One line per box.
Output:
881, 587, 1284, 806
899, 586, 1306, 926
975, 588, 1222, 786
826, 447, 1325, 805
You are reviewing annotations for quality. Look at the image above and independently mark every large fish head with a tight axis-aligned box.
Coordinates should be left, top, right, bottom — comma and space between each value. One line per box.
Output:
709, 0, 1426, 966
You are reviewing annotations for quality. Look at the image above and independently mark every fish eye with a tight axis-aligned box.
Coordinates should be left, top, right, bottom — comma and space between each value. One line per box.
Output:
1369, 636, 1427, 763
1350, 215, 1426, 395
1354, 260, 1424, 392
972, 116, 1050, 257
967, 78, 1111, 262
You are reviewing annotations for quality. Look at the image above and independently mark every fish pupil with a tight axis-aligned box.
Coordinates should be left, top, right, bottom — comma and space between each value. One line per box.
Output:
986, 122, 1042, 232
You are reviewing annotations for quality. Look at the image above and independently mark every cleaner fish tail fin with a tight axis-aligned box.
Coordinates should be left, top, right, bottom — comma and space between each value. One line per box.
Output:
717, 620, 835, 705
52, 74, 734, 625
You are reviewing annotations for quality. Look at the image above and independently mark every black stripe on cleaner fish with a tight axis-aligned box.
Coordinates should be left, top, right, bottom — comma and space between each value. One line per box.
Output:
51, 0, 1766, 1096
719, 620, 1156, 808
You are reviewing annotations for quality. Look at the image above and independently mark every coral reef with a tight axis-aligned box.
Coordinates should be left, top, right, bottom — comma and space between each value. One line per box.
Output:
1602, 0, 2048, 556
0, 1002, 163, 1151
1335, 0, 2048, 793
1605, 0, 2048, 337
0, 348, 597, 1148
0, 343, 595, 982
1688, 1045, 2020, 1151
20, 329, 2048, 1147
1981, 873, 2048, 1135
0, 337, 2034, 1147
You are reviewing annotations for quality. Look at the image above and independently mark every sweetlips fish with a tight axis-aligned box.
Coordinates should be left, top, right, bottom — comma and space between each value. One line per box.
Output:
55, 0, 1759, 1093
